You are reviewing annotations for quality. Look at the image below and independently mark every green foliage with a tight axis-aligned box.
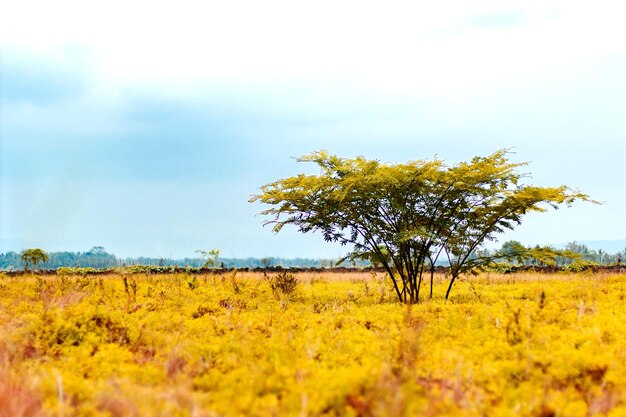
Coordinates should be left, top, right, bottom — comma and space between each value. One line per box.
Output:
196, 249, 221, 268
1, 247, 119, 270
119, 265, 185, 274
563, 241, 621, 265
57, 267, 99, 275
251, 149, 593, 303
491, 242, 577, 266
20, 248, 50, 272
482, 262, 517, 274
564, 259, 600, 272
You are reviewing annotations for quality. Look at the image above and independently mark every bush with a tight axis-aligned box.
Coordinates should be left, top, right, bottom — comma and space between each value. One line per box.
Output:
266, 271, 298, 297
564, 260, 598, 273
483, 263, 516, 274
119, 265, 184, 274
57, 267, 99, 275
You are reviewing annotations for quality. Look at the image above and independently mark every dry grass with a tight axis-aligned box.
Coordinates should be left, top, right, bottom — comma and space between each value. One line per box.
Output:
0, 350, 47, 417
1, 271, 625, 416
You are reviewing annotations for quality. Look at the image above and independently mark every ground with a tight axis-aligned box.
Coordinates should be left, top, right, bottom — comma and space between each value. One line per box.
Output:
1, 271, 625, 417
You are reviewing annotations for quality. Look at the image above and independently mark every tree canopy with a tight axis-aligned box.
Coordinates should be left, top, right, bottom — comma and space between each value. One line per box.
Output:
251, 149, 592, 303
196, 249, 221, 268
20, 248, 50, 272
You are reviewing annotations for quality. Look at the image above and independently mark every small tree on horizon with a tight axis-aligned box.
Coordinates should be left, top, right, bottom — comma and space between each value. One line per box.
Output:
196, 249, 221, 269
21, 248, 50, 272
250, 149, 593, 303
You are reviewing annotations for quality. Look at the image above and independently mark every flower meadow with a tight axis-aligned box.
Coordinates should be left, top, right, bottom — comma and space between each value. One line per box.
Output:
1, 271, 625, 417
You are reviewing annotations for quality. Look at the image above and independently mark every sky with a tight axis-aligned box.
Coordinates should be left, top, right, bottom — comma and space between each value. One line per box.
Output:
1, 0, 625, 259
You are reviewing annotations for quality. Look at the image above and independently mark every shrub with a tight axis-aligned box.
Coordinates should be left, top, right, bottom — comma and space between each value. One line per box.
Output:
57, 267, 99, 276
266, 270, 298, 297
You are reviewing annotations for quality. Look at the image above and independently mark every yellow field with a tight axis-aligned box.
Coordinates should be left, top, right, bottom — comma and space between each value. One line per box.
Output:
1, 271, 625, 417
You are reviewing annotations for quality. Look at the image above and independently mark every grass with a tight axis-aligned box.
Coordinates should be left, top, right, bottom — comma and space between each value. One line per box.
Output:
0, 270, 625, 416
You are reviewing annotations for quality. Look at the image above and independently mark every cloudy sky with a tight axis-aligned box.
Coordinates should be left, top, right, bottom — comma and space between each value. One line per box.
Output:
1, 0, 625, 258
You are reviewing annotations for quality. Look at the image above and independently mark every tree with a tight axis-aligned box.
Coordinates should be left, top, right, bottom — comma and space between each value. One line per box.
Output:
498, 240, 526, 263
88, 246, 107, 255
250, 149, 592, 303
21, 248, 50, 272
495, 241, 583, 267
196, 249, 221, 268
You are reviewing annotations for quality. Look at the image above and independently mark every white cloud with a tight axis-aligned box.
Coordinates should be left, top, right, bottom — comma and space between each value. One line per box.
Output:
3, 0, 625, 101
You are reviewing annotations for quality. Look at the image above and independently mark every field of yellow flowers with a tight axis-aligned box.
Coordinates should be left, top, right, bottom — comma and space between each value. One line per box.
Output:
1, 270, 625, 417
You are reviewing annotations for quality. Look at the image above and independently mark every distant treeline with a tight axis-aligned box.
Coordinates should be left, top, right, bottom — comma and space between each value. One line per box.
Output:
558, 242, 626, 265
484, 241, 626, 267
1, 242, 624, 272
0, 246, 367, 271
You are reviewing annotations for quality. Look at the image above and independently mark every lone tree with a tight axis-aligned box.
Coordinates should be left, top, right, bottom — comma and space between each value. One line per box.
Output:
196, 249, 221, 269
250, 149, 592, 303
21, 248, 50, 272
